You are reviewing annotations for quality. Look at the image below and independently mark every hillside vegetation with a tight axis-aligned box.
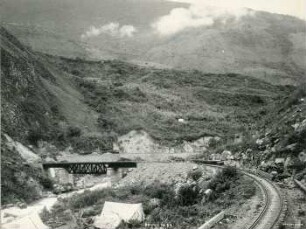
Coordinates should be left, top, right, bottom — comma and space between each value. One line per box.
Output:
1, 27, 109, 153
41, 167, 256, 229
207, 84, 306, 178
0, 27, 297, 204
45, 55, 292, 145
1, 134, 53, 204
1, 25, 295, 149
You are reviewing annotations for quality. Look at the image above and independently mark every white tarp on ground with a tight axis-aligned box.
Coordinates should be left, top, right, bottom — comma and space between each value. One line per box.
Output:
94, 201, 145, 229
2, 213, 49, 229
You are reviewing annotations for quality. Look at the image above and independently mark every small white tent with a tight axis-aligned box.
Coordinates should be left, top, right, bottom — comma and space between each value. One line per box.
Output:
94, 201, 145, 229
2, 213, 49, 229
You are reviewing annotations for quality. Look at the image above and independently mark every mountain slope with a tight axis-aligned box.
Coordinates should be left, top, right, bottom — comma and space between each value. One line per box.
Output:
45, 55, 293, 145
144, 12, 306, 85
2, 7, 305, 85
0, 27, 105, 151
0, 27, 297, 204
2, 26, 296, 148
1, 27, 109, 203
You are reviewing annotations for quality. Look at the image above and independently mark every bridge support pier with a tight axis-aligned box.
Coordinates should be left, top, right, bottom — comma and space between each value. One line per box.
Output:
44, 168, 74, 185
107, 168, 123, 184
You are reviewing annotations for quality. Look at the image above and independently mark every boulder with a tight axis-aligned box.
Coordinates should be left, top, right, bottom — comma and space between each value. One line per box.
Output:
298, 151, 306, 162
275, 158, 285, 165
221, 150, 233, 160
285, 144, 297, 151
256, 139, 264, 146
19, 203, 27, 209
204, 189, 213, 196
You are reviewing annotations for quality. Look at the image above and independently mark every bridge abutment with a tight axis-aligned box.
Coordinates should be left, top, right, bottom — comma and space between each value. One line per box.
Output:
45, 168, 74, 185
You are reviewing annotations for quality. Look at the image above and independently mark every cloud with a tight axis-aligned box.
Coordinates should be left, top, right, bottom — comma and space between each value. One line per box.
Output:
152, 3, 251, 36
153, 0, 306, 36
81, 23, 137, 39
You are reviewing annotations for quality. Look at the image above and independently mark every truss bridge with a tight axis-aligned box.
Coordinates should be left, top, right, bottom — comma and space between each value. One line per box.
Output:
42, 161, 137, 174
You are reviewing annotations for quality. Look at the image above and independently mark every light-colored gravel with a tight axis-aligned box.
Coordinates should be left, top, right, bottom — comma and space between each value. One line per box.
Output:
117, 162, 217, 187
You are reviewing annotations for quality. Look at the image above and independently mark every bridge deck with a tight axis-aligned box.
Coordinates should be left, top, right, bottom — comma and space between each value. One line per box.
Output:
42, 161, 137, 174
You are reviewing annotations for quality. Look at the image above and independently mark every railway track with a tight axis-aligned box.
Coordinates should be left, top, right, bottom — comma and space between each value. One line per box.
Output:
140, 160, 285, 228
243, 171, 284, 229
191, 161, 285, 229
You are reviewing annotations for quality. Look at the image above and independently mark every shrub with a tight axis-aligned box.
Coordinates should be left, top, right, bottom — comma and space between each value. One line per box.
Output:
143, 183, 176, 207
176, 184, 200, 206
81, 207, 100, 217
130, 185, 143, 195
68, 189, 113, 209
242, 184, 256, 199
71, 69, 80, 76
27, 128, 45, 146
66, 126, 82, 138
40, 207, 52, 222
222, 166, 238, 177
284, 85, 306, 107
187, 170, 202, 181
127, 219, 142, 227
208, 167, 238, 197
142, 201, 155, 215
39, 176, 54, 190
144, 183, 170, 198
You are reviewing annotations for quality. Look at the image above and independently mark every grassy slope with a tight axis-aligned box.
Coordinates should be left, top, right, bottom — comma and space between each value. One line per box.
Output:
1, 27, 59, 143
45, 55, 293, 145
0, 27, 105, 151
3, 23, 291, 148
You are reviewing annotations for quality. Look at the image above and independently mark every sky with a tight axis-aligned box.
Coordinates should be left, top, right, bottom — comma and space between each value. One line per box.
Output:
2, 0, 305, 39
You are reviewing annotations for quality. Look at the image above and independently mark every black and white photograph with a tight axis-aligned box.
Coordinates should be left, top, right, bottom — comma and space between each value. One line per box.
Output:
1, 0, 306, 228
